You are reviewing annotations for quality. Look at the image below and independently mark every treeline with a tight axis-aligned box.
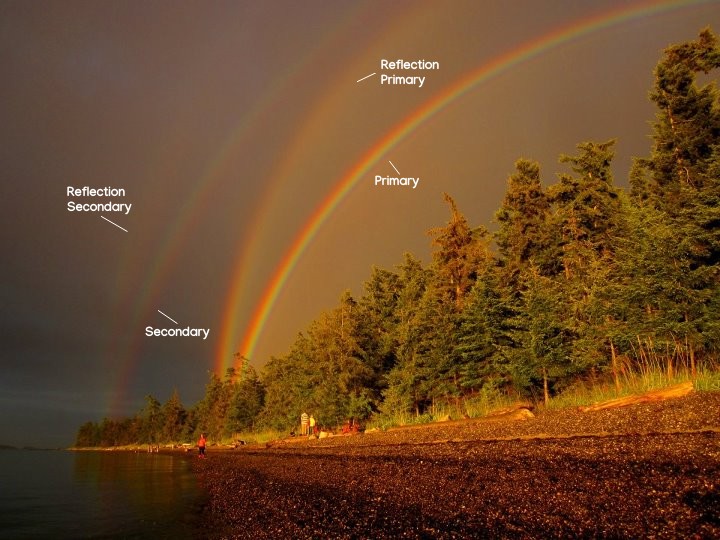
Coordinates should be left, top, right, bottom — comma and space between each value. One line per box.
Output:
75, 363, 264, 447
77, 29, 720, 446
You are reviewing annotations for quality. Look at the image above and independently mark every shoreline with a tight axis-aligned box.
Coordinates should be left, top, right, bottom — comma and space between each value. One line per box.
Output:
191, 392, 720, 539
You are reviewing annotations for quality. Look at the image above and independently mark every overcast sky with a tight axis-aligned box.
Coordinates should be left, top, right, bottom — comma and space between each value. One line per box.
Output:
1, 0, 718, 447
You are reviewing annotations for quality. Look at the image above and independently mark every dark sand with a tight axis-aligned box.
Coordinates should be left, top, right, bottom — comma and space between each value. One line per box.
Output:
193, 393, 720, 539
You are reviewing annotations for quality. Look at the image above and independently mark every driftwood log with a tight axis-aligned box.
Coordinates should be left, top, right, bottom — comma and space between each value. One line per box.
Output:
483, 402, 535, 421
579, 381, 694, 412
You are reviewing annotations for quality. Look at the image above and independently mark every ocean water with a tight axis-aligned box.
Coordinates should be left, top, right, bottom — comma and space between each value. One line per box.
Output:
0, 450, 203, 539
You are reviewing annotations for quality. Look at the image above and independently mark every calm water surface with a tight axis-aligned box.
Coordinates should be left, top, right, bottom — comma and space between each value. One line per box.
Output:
0, 450, 202, 539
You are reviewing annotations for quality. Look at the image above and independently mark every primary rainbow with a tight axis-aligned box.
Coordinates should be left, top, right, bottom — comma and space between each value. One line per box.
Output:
216, 0, 708, 371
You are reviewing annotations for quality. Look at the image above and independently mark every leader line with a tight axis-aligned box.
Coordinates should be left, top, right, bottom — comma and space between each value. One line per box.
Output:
389, 160, 401, 175
157, 310, 179, 325
356, 72, 376, 83
101, 215, 128, 232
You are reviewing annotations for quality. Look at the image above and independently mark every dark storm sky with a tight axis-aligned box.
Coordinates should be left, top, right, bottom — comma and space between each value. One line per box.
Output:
1, 0, 718, 447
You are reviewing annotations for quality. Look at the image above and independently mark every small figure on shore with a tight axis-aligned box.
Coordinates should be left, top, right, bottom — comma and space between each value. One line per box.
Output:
300, 411, 309, 436
309, 415, 317, 437
198, 433, 207, 458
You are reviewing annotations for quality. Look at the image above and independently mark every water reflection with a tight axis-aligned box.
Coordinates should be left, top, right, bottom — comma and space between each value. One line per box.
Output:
72, 452, 201, 538
0, 450, 201, 539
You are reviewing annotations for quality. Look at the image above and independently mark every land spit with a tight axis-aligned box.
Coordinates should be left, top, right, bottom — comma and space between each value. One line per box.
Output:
193, 392, 720, 539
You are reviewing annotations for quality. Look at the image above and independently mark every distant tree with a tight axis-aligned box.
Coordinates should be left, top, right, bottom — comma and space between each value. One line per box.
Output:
161, 389, 186, 444
140, 395, 163, 444
75, 421, 100, 447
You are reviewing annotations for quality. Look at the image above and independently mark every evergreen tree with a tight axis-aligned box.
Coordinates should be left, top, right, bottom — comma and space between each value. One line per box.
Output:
357, 266, 402, 382
161, 389, 186, 444
226, 363, 265, 435
551, 140, 622, 276
492, 160, 557, 393
194, 372, 231, 440
456, 263, 505, 393
495, 159, 555, 276
140, 395, 163, 444
428, 193, 489, 310
549, 140, 623, 375
630, 28, 720, 364
507, 266, 572, 403
412, 271, 462, 409
382, 253, 429, 417
260, 334, 316, 430
306, 291, 374, 426
631, 28, 720, 214
75, 421, 100, 447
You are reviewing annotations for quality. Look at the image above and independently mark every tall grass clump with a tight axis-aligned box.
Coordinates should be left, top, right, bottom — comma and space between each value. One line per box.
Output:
367, 383, 516, 430
548, 337, 719, 409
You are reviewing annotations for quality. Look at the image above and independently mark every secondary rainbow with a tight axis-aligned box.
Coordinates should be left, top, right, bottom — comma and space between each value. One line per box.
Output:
217, 0, 708, 371
104, 4, 373, 416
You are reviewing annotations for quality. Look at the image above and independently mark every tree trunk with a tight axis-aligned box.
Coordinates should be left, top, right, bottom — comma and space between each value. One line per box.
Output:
690, 344, 696, 379
610, 340, 621, 393
542, 367, 549, 406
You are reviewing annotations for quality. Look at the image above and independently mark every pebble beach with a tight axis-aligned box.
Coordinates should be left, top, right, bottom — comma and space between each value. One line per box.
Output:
192, 392, 720, 539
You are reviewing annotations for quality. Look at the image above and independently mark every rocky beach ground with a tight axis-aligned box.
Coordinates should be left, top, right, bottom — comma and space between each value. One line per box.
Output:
192, 392, 720, 539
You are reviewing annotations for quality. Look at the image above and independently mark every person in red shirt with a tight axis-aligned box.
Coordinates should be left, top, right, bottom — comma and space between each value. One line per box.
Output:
198, 433, 207, 458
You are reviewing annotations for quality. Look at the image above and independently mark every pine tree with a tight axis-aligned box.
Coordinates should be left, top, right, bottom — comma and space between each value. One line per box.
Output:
456, 264, 505, 393
161, 389, 186, 444
139, 395, 163, 444
548, 140, 623, 375
495, 159, 555, 276
403, 195, 493, 411
507, 265, 572, 404
428, 193, 489, 310
226, 364, 265, 435
631, 28, 720, 214
260, 335, 315, 431
383, 253, 429, 417
357, 266, 402, 380
75, 421, 100, 447
630, 28, 720, 365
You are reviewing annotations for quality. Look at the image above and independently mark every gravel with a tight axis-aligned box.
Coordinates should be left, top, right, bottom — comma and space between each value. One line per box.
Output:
192, 392, 720, 539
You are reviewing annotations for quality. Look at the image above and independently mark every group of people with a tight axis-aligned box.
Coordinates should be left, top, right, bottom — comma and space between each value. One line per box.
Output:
341, 419, 360, 434
300, 412, 318, 437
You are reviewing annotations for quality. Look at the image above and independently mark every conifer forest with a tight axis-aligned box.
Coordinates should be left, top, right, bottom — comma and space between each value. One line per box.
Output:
77, 29, 720, 447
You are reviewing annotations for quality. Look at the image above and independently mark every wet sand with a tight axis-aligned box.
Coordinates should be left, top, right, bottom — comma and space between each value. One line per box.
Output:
193, 393, 720, 539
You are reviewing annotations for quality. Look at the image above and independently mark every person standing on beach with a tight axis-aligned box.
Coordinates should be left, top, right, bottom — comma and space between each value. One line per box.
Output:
198, 433, 207, 458
301, 412, 309, 436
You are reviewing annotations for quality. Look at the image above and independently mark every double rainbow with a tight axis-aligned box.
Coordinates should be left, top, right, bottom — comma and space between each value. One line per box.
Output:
215, 0, 707, 373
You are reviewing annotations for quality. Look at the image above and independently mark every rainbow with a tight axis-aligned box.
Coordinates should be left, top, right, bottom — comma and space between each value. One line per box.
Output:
105, 3, 371, 416
216, 0, 709, 372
